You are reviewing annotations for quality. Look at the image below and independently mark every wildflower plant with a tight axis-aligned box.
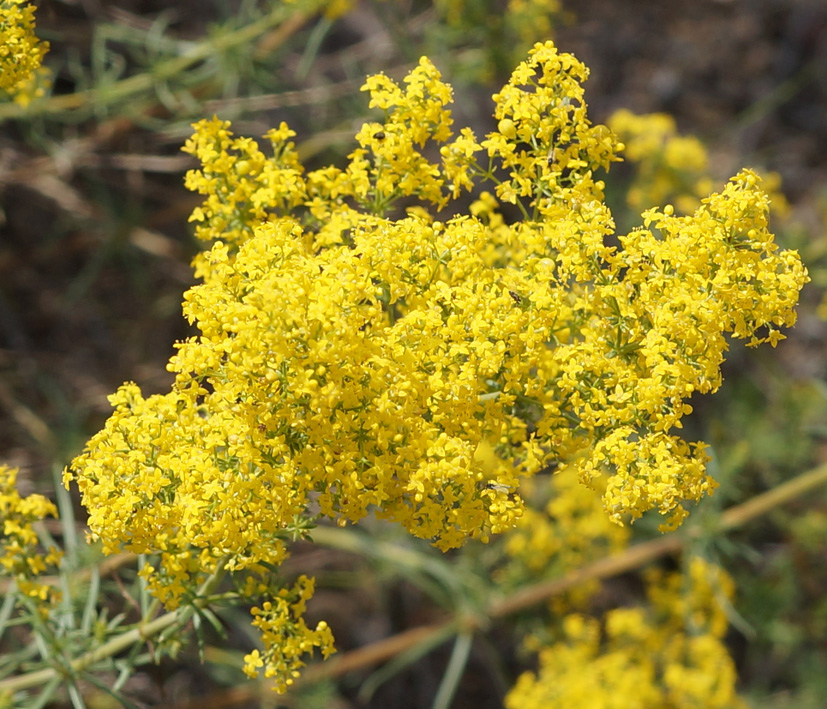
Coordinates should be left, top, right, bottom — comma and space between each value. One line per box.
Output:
55, 39, 809, 693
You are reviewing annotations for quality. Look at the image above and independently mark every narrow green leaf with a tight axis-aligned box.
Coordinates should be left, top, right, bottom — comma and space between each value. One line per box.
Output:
432, 631, 474, 709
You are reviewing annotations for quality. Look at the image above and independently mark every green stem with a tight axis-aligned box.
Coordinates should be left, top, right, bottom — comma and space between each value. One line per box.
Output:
0, 556, 230, 694
0, 4, 315, 121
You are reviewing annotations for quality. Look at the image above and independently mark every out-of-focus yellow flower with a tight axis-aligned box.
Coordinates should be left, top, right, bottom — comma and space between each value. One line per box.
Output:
609, 109, 710, 214
506, 558, 746, 708
0, 465, 62, 605
609, 108, 791, 221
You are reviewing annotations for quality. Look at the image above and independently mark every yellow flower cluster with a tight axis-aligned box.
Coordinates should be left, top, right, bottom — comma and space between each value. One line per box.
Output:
482, 44, 620, 216
575, 170, 807, 529
69, 383, 294, 608
0, 0, 48, 103
66, 41, 807, 689
0, 465, 62, 603
183, 121, 306, 268
242, 575, 335, 690
505, 557, 745, 709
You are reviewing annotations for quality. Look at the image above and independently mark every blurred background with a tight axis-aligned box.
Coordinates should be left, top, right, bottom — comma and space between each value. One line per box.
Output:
2, 1, 827, 706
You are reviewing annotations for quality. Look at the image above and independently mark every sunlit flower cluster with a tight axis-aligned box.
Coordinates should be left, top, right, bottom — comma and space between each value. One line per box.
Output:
243, 575, 335, 690
0, 0, 48, 104
481, 43, 621, 216
505, 557, 745, 708
0, 466, 62, 603
66, 41, 807, 689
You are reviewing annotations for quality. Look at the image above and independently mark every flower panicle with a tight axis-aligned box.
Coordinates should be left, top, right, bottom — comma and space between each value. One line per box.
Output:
64, 40, 808, 693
